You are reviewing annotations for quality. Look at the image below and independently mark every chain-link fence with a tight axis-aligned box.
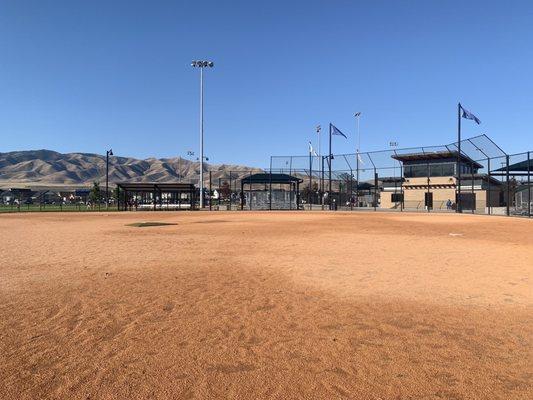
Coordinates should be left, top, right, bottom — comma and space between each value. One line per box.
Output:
267, 134, 532, 217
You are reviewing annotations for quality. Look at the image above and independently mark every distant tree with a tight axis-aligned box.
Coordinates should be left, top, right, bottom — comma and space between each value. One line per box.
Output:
112, 186, 120, 203
89, 181, 101, 204
219, 181, 231, 200
301, 185, 311, 203
338, 172, 356, 192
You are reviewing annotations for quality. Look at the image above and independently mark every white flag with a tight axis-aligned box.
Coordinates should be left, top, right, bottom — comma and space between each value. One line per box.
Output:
309, 141, 318, 156
357, 153, 365, 165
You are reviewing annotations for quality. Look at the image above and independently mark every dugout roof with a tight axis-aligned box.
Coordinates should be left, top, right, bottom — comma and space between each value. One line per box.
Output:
391, 151, 483, 168
241, 173, 303, 185
117, 182, 195, 192
494, 159, 533, 172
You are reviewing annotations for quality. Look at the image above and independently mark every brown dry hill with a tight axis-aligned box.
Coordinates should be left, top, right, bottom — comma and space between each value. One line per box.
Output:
0, 149, 262, 188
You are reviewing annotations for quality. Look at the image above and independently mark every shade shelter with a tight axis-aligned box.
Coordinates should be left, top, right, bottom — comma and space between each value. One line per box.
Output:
240, 173, 303, 210
117, 182, 196, 211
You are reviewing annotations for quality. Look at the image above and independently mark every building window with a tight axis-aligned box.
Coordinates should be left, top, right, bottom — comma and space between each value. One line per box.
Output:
391, 193, 403, 202
404, 162, 458, 178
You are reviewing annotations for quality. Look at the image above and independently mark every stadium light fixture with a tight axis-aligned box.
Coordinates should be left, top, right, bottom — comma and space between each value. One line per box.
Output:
191, 60, 214, 209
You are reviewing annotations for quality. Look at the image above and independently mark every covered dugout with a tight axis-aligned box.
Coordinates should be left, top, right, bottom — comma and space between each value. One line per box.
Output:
240, 173, 302, 210
117, 182, 196, 211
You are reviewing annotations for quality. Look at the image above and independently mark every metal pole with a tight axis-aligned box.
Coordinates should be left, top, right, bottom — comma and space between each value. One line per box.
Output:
308, 150, 312, 210
356, 113, 361, 209
506, 155, 510, 216
328, 124, 332, 208
457, 103, 462, 213
199, 67, 204, 209
317, 125, 321, 199
374, 170, 378, 211
427, 160, 430, 212
269, 160, 272, 211
356, 153, 359, 208
229, 171, 233, 211
471, 161, 475, 214
106, 151, 109, 209
527, 151, 531, 217
400, 164, 404, 211
249, 171, 252, 211
350, 168, 353, 210
209, 171, 212, 211
487, 158, 491, 215
321, 156, 325, 210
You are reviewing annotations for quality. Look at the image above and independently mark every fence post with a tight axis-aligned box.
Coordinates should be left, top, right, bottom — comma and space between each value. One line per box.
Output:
400, 164, 404, 212
209, 171, 212, 211
506, 155, 510, 216
308, 154, 312, 211
229, 172, 232, 211
321, 156, 325, 210
269, 162, 272, 211
487, 158, 491, 215
249, 171, 252, 211
527, 151, 531, 217
471, 161, 475, 214
374, 170, 378, 211
427, 160, 430, 213
356, 153, 359, 209
349, 168, 353, 210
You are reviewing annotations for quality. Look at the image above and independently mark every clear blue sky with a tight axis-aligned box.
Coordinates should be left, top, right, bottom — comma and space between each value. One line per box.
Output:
1, 0, 532, 167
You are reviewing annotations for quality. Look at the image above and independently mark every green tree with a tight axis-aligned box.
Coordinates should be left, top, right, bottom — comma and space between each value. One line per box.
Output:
89, 181, 101, 204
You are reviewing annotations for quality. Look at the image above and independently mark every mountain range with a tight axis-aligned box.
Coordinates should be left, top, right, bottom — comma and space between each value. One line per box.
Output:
0, 150, 263, 189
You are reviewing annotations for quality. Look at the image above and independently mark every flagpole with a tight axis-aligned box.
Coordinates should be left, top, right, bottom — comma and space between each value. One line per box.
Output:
457, 103, 462, 213
355, 112, 361, 208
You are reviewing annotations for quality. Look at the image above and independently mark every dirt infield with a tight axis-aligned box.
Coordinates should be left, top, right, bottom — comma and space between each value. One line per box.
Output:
0, 211, 531, 399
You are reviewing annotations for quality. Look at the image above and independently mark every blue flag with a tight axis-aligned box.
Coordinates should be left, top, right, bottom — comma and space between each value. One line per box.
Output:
330, 123, 347, 138
460, 104, 481, 124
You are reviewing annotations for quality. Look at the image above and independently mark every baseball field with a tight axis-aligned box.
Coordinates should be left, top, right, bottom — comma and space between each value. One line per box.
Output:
0, 211, 531, 399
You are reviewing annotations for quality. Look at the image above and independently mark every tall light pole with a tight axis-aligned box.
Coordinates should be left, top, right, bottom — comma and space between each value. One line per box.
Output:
316, 125, 321, 195
106, 149, 113, 209
191, 60, 214, 209
354, 112, 362, 207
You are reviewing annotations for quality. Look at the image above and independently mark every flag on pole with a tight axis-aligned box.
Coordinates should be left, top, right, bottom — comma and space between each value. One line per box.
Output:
308, 141, 318, 156
357, 153, 365, 164
460, 104, 481, 124
330, 123, 347, 138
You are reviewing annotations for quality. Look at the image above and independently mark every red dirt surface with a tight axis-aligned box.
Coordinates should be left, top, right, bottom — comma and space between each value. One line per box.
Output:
0, 211, 531, 399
